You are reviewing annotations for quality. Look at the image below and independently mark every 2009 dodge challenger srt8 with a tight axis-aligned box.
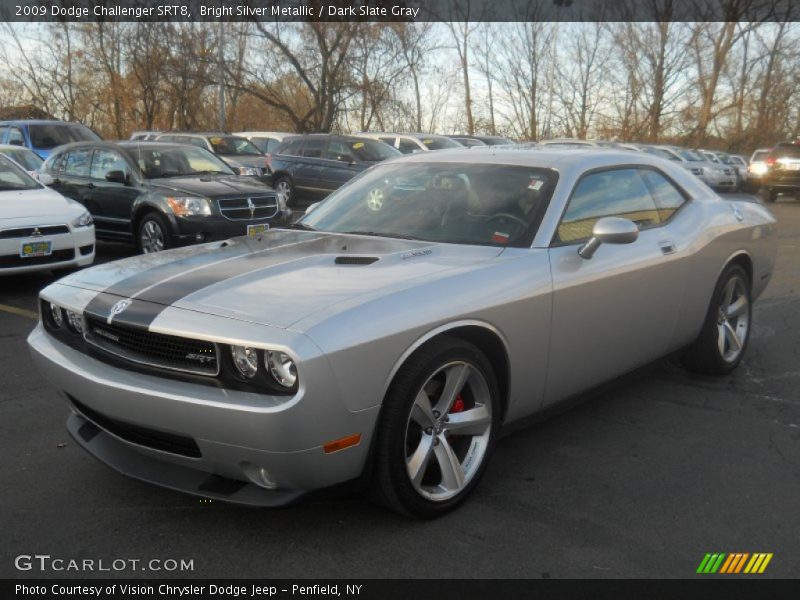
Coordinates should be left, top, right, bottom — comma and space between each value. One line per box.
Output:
28, 148, 777, 517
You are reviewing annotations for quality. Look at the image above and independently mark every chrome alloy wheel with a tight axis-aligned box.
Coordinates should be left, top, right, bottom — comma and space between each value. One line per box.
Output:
275, 180, 292, 206
140, 219, 165, 253
404, 361, 493, 502
717, 275, 750, 363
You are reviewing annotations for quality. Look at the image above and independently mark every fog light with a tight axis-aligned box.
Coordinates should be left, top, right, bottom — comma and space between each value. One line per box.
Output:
49, 303, 63, 328
231, 345, 258, 379
65, 310, 84, 334
266, 351, 297, 388
242, 462, 278, 489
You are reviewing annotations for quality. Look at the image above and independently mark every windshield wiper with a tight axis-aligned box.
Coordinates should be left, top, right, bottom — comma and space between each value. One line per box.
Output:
287, 222, 317, 231
342, 230, 421, 241
191, 170, 226, 176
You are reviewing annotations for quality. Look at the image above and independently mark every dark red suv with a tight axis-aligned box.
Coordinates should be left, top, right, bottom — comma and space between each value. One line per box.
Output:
763, 140, 800, 202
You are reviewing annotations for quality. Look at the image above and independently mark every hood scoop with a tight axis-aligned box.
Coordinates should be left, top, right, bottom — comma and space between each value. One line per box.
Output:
334, 256, 379, 266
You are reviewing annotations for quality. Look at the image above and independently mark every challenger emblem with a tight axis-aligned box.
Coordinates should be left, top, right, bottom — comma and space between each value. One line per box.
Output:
185, 352, 216, 364
108, 298, 133, 324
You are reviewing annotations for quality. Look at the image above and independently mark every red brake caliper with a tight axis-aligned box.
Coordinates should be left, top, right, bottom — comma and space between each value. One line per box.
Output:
451, 394, 465, 413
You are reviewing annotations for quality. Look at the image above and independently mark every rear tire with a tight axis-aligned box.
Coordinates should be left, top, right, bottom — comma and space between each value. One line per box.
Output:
761, 186, 777, 203
683, 264, 752, 375
371, 337, 500, 518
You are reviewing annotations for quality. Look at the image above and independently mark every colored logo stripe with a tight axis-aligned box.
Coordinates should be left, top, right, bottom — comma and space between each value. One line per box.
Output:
697, 553, 773, 574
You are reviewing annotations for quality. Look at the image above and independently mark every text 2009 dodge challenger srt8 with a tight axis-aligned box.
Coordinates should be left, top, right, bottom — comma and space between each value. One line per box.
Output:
28, 149, 777, 517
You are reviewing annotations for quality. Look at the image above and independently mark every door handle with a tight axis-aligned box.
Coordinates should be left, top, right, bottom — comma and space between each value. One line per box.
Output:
86, 182, 95, 189
659, 240, 676, 255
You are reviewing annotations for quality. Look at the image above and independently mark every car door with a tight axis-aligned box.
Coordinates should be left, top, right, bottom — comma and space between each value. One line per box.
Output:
86, 148, 142, 238
57, 148, 96, 209
321, 140, 361, 193
294, 138, 328, 198
544, 166, 688, 406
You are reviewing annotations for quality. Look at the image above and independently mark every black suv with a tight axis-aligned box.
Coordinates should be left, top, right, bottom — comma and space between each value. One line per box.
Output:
41, 142, 290, 253
763, 140, 800, 202
268, 134, 400, 207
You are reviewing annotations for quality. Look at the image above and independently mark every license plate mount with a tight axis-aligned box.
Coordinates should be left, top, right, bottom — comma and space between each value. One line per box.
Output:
247, 224, 269, 238
20, 240, 52, 258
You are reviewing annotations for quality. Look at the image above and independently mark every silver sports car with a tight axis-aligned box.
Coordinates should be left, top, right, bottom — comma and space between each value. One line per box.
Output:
28, 148, 777, 517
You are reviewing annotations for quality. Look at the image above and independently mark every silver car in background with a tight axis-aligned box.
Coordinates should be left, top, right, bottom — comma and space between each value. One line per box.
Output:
28, 148, 776, 517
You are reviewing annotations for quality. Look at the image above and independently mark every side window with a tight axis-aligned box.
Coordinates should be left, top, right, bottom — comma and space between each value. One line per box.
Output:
249, 138, 268, 153
640, 169, 686, 222
278, 139, 303, 156
326, 140, 351, 160
557, 168, 661, 243
398, 139, 419, 154
46, 151, 67, 174
90, 149, 128, 181
301, 139, 326, 158
63, 149, 93, 177
0, 126, 8, 142
8, 127, 25, 145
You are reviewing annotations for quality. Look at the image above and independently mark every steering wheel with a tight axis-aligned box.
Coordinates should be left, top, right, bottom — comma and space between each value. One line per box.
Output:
487, 213, 528, 229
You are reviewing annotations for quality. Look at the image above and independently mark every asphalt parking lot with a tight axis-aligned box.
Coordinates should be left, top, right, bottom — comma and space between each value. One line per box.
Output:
1, 194, 798, 579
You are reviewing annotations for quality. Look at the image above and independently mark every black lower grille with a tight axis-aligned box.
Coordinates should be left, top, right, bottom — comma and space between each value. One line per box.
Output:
0, 248, 75, 268
218, 196, 278, 221
85, 317, 219, 376
70, 396, 202, 458
0, 224, 70, 239
79, 244, 94, 256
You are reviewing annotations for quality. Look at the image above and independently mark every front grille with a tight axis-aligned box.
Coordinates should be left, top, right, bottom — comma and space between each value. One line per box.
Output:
84, 317, 220, 376
70, 396, 202, 458
0, 224, 70, 239
217, 196, 278, 221
0, 248, 75, 268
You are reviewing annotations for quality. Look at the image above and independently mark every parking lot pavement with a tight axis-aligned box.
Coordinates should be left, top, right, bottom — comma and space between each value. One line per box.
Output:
1, 198, 798, 579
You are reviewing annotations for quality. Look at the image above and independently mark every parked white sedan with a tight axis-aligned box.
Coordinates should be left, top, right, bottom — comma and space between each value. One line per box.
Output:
0, 154, 95, 275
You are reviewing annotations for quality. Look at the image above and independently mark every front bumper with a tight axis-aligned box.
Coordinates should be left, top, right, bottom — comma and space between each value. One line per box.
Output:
28, 325, 379, 504
0, 226, 94, 275
171, 212, 292, 245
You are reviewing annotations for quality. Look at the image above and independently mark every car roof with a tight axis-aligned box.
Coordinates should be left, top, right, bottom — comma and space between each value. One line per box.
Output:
0, 143, 38, 152
0, 119, 74, 125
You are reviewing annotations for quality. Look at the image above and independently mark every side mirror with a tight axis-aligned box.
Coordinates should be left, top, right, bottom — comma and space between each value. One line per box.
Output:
578, 217, 639, 259
38, 172, 55, 186
105, 170, 128, 185
305, 202, 320, 215
337, 154, 356, 164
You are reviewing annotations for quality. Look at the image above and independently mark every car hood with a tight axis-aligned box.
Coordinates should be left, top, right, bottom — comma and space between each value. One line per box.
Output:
0, 187, 76, 221
58, 230, 503, 330
147, 175, 274, 198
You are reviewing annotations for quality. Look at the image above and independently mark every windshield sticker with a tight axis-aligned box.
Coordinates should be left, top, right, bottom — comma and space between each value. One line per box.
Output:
209, 137, 223, 144
492, 232, 510, 244
352, 142, 365, 149
528, 177, 545, 190
422, 139, 434, 145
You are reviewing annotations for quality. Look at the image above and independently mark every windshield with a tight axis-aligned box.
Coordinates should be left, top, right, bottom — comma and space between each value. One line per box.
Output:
349, 139, 401, 162
679, 149, 705, 162
123, 145, 235, 178
643, 147, 681, 161
0, 147, 44, 171
418, 136, 462, 150
207, 136, 262, 156
300, 162, 556, 247
0, 155, 41, 191
752, 150, 769, 162
29, 123, 100, 149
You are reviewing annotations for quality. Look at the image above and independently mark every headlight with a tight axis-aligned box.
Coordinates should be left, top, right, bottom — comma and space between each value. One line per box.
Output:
266, 351, 297, 388
237, 166, 261, 177
71, 211, 93, 228
65, 310, 84, 334
231, 345, 259, 379
49, 302, 64, 328
166, 197, 212, 216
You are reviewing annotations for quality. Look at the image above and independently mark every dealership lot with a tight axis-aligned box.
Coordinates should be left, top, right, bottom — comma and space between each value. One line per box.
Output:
1, 196, 798, 579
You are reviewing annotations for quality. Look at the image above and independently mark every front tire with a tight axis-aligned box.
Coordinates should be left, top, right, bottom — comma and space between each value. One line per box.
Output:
372, 337, 500, 518
683, 264, 752, 375
273, 177, 294, 208
137, 212, 172, 254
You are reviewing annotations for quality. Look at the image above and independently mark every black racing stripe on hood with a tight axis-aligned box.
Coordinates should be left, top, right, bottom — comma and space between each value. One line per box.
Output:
84, 231, 328, 329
